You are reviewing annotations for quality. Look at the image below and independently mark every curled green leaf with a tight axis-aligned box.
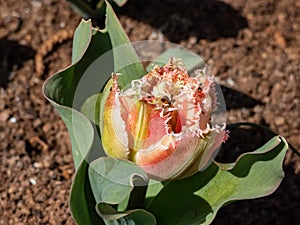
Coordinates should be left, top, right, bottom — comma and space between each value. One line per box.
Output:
88, 157, 156, 224
43, 1, 146, 224
146, 136, 288, 225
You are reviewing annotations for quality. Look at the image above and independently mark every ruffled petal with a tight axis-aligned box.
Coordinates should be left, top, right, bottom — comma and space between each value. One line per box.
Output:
100, 60, 228, 181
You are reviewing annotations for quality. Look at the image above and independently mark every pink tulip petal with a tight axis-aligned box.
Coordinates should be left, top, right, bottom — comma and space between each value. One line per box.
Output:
100, 60, 228, 180
198, 129, 227, 171
136, 134, 209, 180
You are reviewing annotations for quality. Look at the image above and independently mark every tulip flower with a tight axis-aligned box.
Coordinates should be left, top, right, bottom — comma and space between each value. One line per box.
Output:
100, 58, 227, 180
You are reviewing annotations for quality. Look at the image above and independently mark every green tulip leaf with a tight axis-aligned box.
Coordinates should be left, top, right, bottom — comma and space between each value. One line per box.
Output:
146, 136, 288, 225
72, 19, 92, 63
81, 93, 102, 125
111, 0, 128, 7
43, 0, 145, 167
67, 0, 128, 24
104, 1, 146, 88
43, 1, 146, 224
89, 157, 148, 205
99, 204, 156, 225
70, 160, 105, 225
88, 157, 156, 224
143, 180, 165, 209
43, 1, 288, 225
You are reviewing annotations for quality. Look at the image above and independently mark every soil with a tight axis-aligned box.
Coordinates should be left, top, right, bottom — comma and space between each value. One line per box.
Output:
0, 0, 299, 224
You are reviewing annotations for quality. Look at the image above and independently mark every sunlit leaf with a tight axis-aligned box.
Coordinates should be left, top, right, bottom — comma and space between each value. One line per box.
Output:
88, 157, 156, 224
43, 1, 145, 224
146, 136, 288, 225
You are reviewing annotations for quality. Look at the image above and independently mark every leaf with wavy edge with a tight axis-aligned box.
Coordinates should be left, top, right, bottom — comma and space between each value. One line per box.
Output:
43, 0, 145, 168
88, 157, 156, 224
145, 136, 288, 225
43, 1, 146, 225
43, 1, 288, 224
98, 204, 156, 225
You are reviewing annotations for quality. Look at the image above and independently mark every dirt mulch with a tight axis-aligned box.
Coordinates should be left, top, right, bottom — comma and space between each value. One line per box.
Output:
0, 0, 299, 224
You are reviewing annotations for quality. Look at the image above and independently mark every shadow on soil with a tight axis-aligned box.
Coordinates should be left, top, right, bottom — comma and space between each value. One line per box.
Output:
221, 85, 263, 110
216, 125, 274, 163
0, 38, 36, 88
119, 0, 248, 42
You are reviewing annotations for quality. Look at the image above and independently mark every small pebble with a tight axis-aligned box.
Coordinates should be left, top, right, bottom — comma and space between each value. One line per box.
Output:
226, 78, 235, 86
9, 117, 17, 123
29, 178, 36, 185
59, 22, 65, 28
24, 8, 30, 13
275, 117, 285, 126
33, 162, 43, 168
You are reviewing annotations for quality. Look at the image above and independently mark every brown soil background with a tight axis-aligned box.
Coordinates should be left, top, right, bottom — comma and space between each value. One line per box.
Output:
0, 0, 299, 224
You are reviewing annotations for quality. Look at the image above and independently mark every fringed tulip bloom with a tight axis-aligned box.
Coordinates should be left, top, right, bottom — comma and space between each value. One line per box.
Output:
100, 58, 227, 180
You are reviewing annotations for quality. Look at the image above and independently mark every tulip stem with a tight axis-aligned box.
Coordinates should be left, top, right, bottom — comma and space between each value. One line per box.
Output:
127, 180, 148, 210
